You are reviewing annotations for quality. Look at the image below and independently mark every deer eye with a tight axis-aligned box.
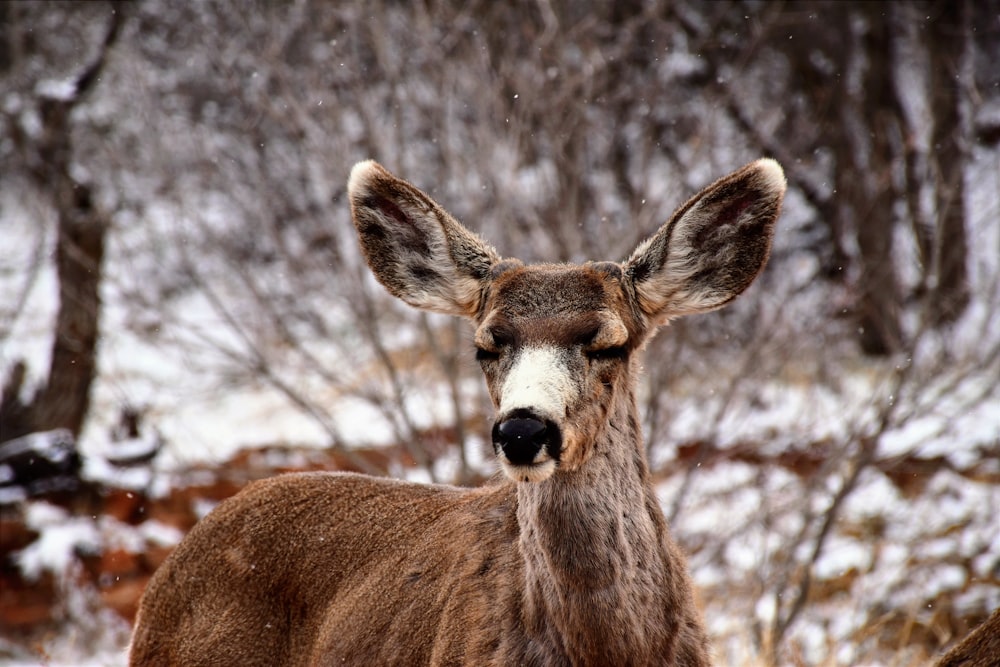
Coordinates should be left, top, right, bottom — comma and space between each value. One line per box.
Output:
585, 346, 628, 362
475, 326, 512, 363
475, 346, 501, 362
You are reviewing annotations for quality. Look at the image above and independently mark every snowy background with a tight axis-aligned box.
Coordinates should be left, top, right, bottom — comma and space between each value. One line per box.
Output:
1, 2, 998, 665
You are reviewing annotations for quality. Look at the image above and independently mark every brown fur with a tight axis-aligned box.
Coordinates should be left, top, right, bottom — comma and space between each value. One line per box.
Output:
130, 158, 786, 666
935, 607, 1000, 667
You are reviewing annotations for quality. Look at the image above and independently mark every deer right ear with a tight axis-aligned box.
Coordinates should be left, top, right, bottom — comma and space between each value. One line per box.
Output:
348, 161, 501, 318
623, 158, 786, 325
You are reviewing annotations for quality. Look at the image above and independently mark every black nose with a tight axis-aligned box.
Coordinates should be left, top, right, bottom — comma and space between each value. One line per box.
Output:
493, 416, 550, 465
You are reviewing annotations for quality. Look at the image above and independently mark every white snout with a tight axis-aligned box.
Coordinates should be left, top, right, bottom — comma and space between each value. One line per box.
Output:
499, 346, 576, 422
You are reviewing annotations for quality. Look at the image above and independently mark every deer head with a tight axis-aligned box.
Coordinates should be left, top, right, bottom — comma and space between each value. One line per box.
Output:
348, 159, 785, 483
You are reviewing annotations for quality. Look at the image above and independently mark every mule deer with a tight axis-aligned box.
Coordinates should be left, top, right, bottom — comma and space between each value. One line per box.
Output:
130, 157, 786, 666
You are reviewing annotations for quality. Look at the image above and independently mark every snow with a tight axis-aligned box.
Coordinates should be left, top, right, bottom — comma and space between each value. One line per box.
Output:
0, 485, 27, 504
35, 78, 77, 101
813, 535, 871, 580
4, 647, 128, 667
0, 193, 58, 394
17, 504, 102, 582
82, 453, 154, 491
14, 504, 185, 583
136, 519, 184, 547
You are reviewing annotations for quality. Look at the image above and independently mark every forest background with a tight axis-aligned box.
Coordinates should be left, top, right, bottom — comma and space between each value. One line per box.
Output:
1, 1, 998, 665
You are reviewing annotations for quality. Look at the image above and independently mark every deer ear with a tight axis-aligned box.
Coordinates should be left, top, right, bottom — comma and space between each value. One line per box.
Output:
623, 158, 786, 324
348, 160, 501, 317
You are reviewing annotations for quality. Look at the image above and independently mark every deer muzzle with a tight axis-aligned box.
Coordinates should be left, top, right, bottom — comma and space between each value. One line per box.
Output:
492, 409, 562, 481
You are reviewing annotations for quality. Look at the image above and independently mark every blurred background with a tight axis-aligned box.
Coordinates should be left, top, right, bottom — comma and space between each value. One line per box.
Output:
1, 1, 998, 664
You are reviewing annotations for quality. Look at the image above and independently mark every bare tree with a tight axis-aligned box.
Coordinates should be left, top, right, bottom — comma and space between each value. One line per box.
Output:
0, 2, 124, 441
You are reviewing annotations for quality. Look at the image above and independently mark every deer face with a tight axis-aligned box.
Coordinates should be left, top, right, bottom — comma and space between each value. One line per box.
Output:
473, 263, 642, 482
348, 158, 785, 484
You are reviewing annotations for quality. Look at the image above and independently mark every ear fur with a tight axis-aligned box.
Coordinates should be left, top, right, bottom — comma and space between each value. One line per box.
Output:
623, 158, 786, 324
348, 160, 500, 317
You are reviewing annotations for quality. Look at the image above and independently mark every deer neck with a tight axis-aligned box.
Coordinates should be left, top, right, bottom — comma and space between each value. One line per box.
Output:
515, 388, 674, 660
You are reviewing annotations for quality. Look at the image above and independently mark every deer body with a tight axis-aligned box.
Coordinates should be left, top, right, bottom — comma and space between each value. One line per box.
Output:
131, 158, 787, 666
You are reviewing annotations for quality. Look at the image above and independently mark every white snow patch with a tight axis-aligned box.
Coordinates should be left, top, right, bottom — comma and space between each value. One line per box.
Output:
17, 504, 101, 581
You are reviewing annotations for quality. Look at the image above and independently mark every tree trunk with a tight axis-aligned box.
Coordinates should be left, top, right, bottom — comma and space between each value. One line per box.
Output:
32, 181, 107, 438
0, 6, 121, 442
846, 7, 904, 356
926, 0, 971, 326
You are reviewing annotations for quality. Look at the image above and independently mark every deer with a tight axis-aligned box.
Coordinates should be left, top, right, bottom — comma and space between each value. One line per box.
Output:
129, 156, 787, 666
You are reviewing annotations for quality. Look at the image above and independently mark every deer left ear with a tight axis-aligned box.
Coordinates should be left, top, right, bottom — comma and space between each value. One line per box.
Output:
623, 158, 786, 324
348, 160, 501, 318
